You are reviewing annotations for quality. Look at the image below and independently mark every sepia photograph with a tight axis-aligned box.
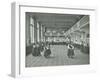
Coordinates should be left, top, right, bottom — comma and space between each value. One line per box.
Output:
25, 12, 90, 67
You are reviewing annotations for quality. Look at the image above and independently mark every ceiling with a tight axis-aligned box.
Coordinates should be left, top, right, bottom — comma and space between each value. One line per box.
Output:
27, 12, 84, 31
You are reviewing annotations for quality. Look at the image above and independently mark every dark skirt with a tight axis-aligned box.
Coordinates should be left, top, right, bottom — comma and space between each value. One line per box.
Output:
44, 49, 51, 58
67, 49, 74, 57
32, 47, 41, 56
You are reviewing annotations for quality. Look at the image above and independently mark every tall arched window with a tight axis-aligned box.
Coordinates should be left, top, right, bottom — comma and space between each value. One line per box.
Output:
37, 22, 39, 42
30, 16, 34, 44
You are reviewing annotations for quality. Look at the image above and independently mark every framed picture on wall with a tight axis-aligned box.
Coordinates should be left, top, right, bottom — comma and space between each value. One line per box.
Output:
11, 2, 96, 78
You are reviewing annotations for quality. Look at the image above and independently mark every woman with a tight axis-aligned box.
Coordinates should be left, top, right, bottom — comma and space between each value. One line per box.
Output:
44, 43, 51, 58
32, 43, 41, 56
67, 43, 75, 58
39, 42, 45, 56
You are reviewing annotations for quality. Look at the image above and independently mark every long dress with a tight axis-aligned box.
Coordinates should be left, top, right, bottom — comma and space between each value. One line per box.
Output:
32, 46, 41, 56
67, 44, 74, 58
44, 48, 51, 58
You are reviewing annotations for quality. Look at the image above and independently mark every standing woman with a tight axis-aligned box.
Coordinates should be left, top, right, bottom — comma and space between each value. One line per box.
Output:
32, 43, 35, 56
44, 43, 51, 58
67, 42, 75, 58
32, 43, 41, 56
40, 42, 45, 56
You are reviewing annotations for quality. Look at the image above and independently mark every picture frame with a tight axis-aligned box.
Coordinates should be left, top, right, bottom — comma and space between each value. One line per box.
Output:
11, 2, 97, 78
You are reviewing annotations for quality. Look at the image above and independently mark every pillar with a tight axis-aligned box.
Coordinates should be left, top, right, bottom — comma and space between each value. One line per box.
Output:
41, 25, 43, 42
42, 26, 46, 42
34, 16, 37, 43
37, 22, 39, 42
39, 22, 41, 42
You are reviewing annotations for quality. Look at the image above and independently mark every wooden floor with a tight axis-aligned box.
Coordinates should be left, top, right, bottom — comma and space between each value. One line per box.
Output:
26, 45, 89, 67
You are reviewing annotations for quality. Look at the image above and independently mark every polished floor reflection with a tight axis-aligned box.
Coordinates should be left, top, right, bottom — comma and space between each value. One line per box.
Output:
26, 45, 89, 67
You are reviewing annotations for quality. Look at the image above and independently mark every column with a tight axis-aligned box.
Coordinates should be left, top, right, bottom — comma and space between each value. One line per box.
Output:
37, 22, 39, 42
32, 17, 34, 43
41, 25, 43, 42
34, 16, 37, 43
39, 23, 41, 42
42, 26, 46, 42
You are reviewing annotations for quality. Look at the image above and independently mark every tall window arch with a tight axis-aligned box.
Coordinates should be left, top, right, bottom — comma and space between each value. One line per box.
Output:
30, 16, 34, 44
